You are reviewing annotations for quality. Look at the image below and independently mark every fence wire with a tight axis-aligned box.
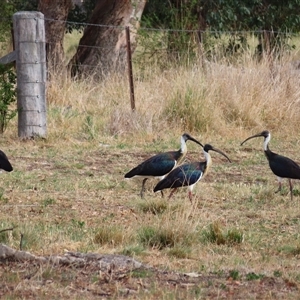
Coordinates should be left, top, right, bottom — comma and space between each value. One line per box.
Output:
2, 16, 299, 71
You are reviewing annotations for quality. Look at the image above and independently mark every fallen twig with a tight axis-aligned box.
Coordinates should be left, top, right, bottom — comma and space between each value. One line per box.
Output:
0, 227, 15, 234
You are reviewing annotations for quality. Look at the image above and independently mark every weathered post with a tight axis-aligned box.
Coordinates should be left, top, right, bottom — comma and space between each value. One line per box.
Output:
125, 26, 135, 112
13, 11, 47, 139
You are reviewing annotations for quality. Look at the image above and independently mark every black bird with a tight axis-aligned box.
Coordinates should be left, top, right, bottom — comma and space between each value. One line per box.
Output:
241, 130, 300, 200
153, 144, 231, 202
124, 133, 203, 198
0, 150, 13, 172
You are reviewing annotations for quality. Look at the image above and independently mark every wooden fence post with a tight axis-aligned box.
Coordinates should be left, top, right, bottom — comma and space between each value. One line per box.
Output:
13, 11, 47, 139
125, 26, 135, 112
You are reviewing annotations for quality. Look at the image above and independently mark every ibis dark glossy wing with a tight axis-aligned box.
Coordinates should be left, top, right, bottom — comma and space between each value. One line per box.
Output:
125, 151, 179, 178
154, 162, 205, 192
267, 152, 300, 179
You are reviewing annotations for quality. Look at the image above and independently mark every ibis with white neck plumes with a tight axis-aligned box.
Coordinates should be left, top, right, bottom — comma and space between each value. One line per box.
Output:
241, 130, 300, 200
124, 133, 202, 198
153, 144, 231, 202
0, 150, 13, 173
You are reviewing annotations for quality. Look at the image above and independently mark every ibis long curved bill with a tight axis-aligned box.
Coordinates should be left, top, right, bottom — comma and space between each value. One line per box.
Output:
208, 145, 232, 163
240, 130, 269, 146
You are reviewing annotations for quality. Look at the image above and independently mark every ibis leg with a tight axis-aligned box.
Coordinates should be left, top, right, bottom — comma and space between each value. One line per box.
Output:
168, 188, 178, 200
289, 179, 293, 201
140, 178, 148, 198
275, 181, 282, 194
188, 191, 193, 203
161, 190, 164, 198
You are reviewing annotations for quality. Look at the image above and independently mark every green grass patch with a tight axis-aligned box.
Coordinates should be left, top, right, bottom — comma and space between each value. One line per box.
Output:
201, 222, 244, 245
278, 245, 300, 256
138, 226, 176, 249
246, 272, 264, 280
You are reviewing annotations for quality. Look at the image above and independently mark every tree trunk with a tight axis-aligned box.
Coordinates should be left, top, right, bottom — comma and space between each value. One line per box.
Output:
69, 0, 146, 78
38, 0, 72, 72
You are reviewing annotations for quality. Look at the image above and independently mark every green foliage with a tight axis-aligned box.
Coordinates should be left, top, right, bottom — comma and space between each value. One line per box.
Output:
142, 0, 199, 30
67, 0, 97, 33
0, 2, 14, 43
139, 0, 200, 66
0, 64, 17, 133
141, 0, 300, 60
0, 0, 38, 43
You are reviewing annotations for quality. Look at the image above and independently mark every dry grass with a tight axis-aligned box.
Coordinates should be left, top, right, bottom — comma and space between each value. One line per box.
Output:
44, 47, 300, 144
2, 48, 300, 298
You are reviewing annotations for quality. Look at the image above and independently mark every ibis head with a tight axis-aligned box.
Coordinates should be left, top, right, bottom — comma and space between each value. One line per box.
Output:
241, 130, 271, 150
203, 144, 231, 163
182, 133, 203, 147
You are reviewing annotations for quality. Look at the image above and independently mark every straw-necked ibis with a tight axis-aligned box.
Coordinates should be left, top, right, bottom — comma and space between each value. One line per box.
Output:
241, 130, 300, 200
0, 150, 13, 172
153, 144, 231, 202
124, 133, 202, 198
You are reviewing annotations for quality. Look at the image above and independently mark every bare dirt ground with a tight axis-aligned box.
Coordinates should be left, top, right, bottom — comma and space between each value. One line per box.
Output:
0, 253, 298, 299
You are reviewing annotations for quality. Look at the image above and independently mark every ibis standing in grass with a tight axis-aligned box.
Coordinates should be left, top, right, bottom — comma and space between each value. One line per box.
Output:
153, 144, 231, 202
241, 130, 300, 200
124, 133, 203, 198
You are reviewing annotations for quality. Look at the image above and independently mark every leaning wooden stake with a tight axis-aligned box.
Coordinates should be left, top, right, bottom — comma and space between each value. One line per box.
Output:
13, 11, 47, 139
125, 26, 135, 112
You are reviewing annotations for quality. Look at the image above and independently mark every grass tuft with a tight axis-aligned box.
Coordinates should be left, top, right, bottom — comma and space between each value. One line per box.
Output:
229, 270, 240, 280
138, 226, 176, 249
137, 199, 168, 215
246, 272, 264, 281
201, 222, 244, 245
94, 225, 124, 246
121, 244, 145, 256
0, 231, 9, 243
167, 246, 192, 259
278, 245, 300, 256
